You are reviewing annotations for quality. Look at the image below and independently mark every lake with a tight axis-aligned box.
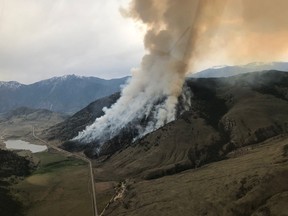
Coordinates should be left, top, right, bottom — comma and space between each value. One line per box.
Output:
4, 140, 48, 153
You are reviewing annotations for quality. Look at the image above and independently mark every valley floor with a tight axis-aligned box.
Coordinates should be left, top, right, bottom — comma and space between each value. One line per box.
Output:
0, 114, 96, 216
12, 151, 93, 216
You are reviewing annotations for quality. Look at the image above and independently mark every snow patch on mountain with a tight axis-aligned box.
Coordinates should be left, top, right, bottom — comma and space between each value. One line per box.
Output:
0, 81, 23, 89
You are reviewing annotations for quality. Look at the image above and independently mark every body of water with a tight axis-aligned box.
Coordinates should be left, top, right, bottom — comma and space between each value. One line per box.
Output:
4, 140, 48, 153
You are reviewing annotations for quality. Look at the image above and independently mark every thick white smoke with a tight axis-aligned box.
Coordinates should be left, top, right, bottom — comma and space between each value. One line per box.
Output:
73, 0, 203, 148
74, 54, 188, 145
75, 0, 288, 152
74, 0, 288, 150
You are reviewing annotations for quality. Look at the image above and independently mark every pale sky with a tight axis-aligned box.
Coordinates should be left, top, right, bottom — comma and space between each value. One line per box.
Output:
1, 0, 287, 84
0, 0, 145, 84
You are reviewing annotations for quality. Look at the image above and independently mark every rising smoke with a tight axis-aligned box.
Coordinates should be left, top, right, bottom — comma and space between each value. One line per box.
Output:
74, 0, 288, 151
74, 0, 207, 147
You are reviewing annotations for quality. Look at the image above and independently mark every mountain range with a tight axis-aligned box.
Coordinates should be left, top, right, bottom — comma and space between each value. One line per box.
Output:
1, 62, 287, 115
0, 75, 127, 114
44, 70, 288, 160
1, 68, 281, 215
42, 70, 288, 215
191, 61, 288, 78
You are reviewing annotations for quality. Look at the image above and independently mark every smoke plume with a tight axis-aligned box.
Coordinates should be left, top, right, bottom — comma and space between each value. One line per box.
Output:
192, 0, 288, 69
74, 0, 288, 151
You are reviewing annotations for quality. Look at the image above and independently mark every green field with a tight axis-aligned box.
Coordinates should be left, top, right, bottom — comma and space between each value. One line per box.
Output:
12, 151, 93, 216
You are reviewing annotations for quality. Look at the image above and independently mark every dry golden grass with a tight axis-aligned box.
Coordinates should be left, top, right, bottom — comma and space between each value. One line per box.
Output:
102, 135, 288, 216
95, 181, 117, 213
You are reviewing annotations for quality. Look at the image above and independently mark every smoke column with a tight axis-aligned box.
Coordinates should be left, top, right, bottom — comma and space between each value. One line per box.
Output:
73, 0, 213, 147
74, 0, 288, 150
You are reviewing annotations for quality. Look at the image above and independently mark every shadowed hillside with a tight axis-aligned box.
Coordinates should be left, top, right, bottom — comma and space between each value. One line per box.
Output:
45, 71, 288, 161
42, 92, 120, 142
43, 71, 288, 215
0, 150, 34, 216
92, 71, 288, 180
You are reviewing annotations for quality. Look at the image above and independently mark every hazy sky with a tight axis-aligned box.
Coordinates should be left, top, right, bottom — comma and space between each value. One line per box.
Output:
0, 0, 145, 84
1, 0, 288, 84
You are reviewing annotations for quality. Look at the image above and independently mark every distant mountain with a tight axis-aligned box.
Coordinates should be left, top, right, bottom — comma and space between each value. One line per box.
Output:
0, 107, 68, 122
0, 75, 128, 114
43, 70, 288, 159
0, 107, 69, 140
0, 81, 23, 89
191, 62, 288, 78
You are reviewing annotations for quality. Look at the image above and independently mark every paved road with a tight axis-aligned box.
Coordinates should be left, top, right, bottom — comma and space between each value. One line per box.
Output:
32, 127, 98, 216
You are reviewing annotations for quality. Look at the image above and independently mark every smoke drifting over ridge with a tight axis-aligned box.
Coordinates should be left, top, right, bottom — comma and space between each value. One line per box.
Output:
74, 0, 208, 147
74, 0, 288, 150
193, 0, 288, 68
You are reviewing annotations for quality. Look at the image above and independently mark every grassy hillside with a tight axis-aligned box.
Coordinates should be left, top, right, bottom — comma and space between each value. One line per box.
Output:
42, 93, 120, 142
92, 71, 288, 215
0, 107, 67, 140
43, 70, 288, 215
93, 71, 288, 180
12, 152, 93, 216
101, 136, 288, 216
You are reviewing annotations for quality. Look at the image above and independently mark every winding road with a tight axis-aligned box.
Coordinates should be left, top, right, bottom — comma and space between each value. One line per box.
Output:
32, 127, 98, 216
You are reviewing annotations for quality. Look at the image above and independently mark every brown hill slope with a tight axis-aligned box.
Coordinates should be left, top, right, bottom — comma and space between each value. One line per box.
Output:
95, 71, 288, 180
94, 71, 288, 216
44, 71, 288, 162
101, 135, 288, 216
43, 71, 288, 215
